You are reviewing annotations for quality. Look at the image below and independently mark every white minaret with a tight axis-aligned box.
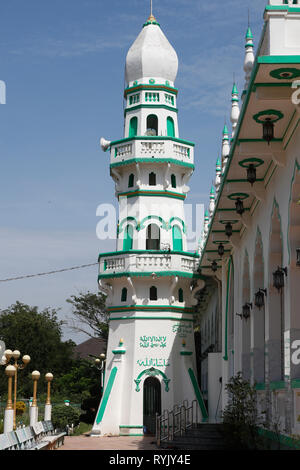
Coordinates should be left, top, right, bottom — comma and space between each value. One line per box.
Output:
243, 27, 255, 95
230, 83, 240, 138
221, 124, 230, 174
92, 10, 207, 437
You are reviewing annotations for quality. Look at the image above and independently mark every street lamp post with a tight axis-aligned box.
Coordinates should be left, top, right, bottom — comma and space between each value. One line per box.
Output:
30, 370, 40, 426
44, 373, 54, 421
4, 365, 16, 433
11, 350, 31, 429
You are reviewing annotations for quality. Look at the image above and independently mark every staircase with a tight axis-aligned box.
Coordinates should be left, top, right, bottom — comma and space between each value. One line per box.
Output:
158, 423, 227, 450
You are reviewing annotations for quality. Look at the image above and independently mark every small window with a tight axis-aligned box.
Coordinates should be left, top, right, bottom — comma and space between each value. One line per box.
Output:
128, 173, 134, 188
178, 288, 184, 303
149, 172, 156, 186
167, 117, 175, 137
121, 288, 127, 302
150, 286, 158, 301
146, 114, 158, 136
171, 174, 176, 188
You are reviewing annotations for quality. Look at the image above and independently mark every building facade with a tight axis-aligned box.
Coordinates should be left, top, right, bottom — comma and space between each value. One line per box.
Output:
198, 0, 300, 437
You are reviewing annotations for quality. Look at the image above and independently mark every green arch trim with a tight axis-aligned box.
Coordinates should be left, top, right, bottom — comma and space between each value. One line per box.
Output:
227, 192, 249, 201
287, 159, 300, 264
238, 158, 264, 168
134, 367, 170, 392
253, 109, 284, 124
96, 367, 118, 424
119, 217, 139, 233
270, 68, 300, 80
139, 215, 168, 231
169, 217, 186, 233
223, 257, 233, 361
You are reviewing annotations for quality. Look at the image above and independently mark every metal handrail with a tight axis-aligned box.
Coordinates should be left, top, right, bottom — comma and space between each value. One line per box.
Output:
156, 399, 200, 446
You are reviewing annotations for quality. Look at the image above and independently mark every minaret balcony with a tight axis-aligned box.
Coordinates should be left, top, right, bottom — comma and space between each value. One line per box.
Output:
110, 137, 194, 168
98, 250, 199, 278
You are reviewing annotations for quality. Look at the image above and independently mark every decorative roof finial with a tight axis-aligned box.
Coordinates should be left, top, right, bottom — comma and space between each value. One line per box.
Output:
243, 12, 254, 96
231, 81, 240, 138
146, 0, 158, 24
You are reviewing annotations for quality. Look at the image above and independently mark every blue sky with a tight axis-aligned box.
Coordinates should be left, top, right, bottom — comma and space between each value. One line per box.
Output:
0, 0, 266, 343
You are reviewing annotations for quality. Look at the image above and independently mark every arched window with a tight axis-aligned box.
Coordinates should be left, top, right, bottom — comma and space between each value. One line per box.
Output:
150, 286, 158, 301
121, 287, 127, 302
178, 288, 184, 303
146, 114, 158, 136
123, 225, 133, 251
167, 116, 175, 137
128, 173, 134, 188
146, 224, 160, 250
171, 174, 176, 188
172, 225, 183, 251
129, 116, 138, 137
149, 172, 156, 186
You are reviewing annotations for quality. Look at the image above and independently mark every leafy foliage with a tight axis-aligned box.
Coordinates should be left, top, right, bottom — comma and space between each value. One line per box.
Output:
66, 291, 109, 339
222, 372, 263, 450
16, 401, 26, 416
0, 302, 76, 397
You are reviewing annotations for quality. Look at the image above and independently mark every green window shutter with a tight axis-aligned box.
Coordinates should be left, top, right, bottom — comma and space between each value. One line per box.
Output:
123, 225, 133, 251
167, 117, 175, 137
172, 225, 183, 251
171, 174, 176, 188
129, 117, 138, 137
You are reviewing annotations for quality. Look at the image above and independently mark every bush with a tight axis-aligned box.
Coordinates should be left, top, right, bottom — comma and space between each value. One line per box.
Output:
16, 401, 26, 416
222, 372, 263, 450
51, 405, 80, 430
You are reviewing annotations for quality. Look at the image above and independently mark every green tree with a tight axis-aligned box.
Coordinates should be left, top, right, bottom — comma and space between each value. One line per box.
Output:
66, 291, 109, 340
0, 302, 76, 397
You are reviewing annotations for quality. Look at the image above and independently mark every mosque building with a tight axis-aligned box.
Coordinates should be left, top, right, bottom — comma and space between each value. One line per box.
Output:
93, 0, 300, 442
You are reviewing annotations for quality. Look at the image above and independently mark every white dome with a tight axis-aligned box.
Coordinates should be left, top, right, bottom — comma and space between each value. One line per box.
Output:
125, 17, 178, 86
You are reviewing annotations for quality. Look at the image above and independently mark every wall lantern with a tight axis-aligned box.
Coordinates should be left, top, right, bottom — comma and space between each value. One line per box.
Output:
225, 222, 233, 238
262, 118, 274, 145
235, 197, 245, 215
236, 303, 252, 320
296, 248, 300, 267
272, 266, 287, 292
246, 164, 257, 185
254, 288, 267, 310
211, 260, 218, 272
242, 302, 252, 320
218, 243, 225, 257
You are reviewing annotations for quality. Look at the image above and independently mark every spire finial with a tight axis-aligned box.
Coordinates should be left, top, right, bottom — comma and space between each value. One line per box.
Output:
150, 0, 153, 16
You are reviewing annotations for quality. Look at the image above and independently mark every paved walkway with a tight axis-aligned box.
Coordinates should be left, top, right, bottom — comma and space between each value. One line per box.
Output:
57, 435, 158, 451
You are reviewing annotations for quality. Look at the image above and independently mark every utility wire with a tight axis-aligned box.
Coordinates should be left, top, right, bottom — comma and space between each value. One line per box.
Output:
0, 263, 98, 283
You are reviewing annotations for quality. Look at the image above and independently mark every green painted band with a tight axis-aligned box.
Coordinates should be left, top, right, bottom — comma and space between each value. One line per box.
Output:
110, 136, 195, 147
109, 316, 195, 322
110, 158, 194, 170
265, 5, 300, 13
118, 190, 186, 201
96, 367, 118, 424
99, 250, 199, 261
258, 55, 300, 64
269, 380, 286, 390
108, 306, 194, 314
291, 379, 300, 389
98, 271, 203, 280
124, 104, 178, 115
119, 425, 143, 429
180, 351, 193, 356
124, 85, 178, 97
188, 368, 208, 421
112, 349, 126, 355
